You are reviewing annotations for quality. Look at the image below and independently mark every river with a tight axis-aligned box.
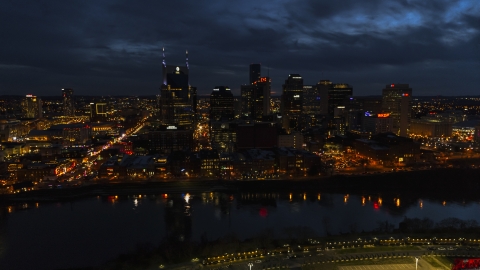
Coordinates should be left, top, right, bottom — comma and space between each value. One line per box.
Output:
0, 191, 478, 270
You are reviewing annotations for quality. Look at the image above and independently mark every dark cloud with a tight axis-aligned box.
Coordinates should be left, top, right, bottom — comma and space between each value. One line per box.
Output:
0, 0, 479, 96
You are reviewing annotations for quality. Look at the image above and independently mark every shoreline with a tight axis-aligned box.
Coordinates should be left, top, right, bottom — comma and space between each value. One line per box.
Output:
1, 168, 479, 203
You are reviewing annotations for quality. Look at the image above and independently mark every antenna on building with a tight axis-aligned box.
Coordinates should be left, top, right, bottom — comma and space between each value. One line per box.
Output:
186, 50, 189, 69
162, 47, 166, 67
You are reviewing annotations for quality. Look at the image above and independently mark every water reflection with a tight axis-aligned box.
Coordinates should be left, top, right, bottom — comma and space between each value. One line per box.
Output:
184, 193, 191, 216
3, 191, 477, 218
0, 192, 480, 270
344, 194, 349, 204
165, 195, 192, 242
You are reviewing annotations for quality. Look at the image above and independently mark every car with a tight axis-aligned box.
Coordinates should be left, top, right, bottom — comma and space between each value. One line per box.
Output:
255, 260, 262, 263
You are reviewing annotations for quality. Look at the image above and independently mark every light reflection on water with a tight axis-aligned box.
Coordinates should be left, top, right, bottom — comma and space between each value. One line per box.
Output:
0, 192, 479, 270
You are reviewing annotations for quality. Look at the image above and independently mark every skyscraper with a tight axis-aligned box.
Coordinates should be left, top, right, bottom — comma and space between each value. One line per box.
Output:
302, 85, 321, 115
252, 77, 271, 120
299, 85, 322, 129
382, 84, 412, 136
316, 80, 332, 116
240, 84, 253, 118
21, 94, 42, 119
62, 88, 75, 116
241, 64, 270, 120
210, 86, 234, 121
159, 49, 195, 128
327, 83, 353, 117
249, 64, 261, 85
281, 74, 303, 131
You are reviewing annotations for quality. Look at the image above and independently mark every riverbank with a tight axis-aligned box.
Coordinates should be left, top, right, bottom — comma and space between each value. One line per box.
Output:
1, 168, 479, 203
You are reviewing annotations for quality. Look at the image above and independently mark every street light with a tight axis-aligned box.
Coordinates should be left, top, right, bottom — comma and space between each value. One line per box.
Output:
248, 262, 253, 270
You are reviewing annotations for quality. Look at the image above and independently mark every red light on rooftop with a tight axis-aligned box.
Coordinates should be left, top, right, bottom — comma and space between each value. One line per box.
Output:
390, 84, 395, 88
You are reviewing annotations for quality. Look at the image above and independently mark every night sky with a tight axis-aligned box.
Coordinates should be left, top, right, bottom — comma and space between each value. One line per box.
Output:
1, 0, 479, 97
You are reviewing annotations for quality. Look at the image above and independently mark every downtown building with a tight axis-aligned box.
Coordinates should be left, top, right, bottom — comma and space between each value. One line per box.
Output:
299, 85, 322, 130
209, 86, 236, 153
89, 102, 108, 122
155, 49, 195, 154
253, 77, 271, 120
21, 94, 42, 119
210, 86, 234, 121
62, 88, 75, 116
410, 118, 452, 138
240, 64, 271, 120
354, 132, 420, 165
362, 112, 394, 134
328, 82, 353, 136
298, 80, 353, 136
281, 74, 303, 132
382, 84, 412, 137
159, 49, 195, 129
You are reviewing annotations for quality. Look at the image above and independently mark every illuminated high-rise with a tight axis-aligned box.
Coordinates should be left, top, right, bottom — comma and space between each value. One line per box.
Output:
316, 80, 332, 116
252, 77, 271, 120
382, 84, 412, 136
210, 86, 234, 121
327, 83, 353, 117
240, 84, 253, 117
62, 88, 75, 116
159, 49, 195, 129
21, 94, 42, 118
281, 74, 303, 131
241, 64, 270, 120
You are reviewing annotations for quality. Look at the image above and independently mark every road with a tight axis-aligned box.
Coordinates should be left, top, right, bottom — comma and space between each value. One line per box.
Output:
155, 245, 471, 270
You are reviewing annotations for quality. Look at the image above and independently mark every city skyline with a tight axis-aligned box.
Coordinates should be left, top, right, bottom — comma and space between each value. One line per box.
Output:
1, 1, 479, 96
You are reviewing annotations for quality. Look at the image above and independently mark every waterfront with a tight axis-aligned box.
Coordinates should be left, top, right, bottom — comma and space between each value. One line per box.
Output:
0, 191, 479, 270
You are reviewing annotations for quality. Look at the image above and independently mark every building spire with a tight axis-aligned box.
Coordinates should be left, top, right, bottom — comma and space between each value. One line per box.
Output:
186, 49, 189, 69
162, 47, 167, 85
162, 47, 166, 67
